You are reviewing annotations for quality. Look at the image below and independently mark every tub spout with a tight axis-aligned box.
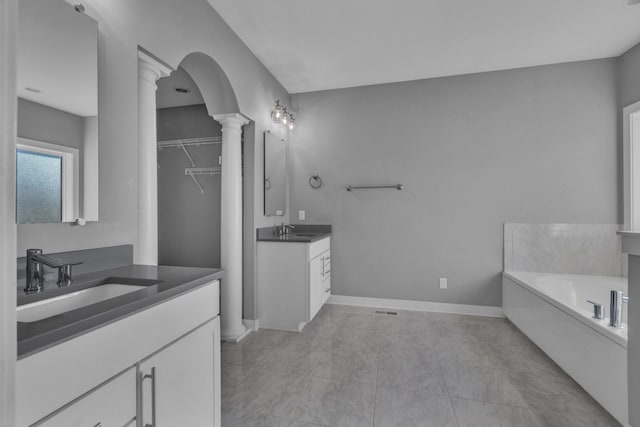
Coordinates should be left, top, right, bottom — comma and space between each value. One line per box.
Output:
609, 291, 629, 328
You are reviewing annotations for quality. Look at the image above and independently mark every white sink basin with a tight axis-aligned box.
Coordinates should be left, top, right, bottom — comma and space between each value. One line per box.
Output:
17, 284, 146, 323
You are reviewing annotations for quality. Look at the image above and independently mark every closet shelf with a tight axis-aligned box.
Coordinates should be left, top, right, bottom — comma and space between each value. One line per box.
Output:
157, 137, 222, 148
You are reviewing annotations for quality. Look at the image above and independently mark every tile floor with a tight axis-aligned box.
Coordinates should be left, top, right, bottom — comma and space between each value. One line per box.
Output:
221, 304, 620, 427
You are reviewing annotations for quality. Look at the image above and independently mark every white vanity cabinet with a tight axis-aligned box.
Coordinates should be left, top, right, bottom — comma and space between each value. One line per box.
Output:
258, 237, 331, 331
139, 319, 218, 427
38, 369, 136, 427
17, 280, 221, 427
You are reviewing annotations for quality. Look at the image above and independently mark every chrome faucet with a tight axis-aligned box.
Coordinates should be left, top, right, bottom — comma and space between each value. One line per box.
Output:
279, 223, 295, 236
25, 249, 82, 293
609, 290, 629, 328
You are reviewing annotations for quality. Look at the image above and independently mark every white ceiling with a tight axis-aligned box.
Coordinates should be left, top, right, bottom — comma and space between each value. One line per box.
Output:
208, 0, 640, 94
157, 67, 205, 109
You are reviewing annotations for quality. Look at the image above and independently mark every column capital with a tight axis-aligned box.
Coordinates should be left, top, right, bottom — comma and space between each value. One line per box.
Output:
138, 49, 172, 83
213, 113, 250, 130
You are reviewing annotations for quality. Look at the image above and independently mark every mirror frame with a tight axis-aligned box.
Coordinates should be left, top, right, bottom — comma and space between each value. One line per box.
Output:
263, 131, 287, 216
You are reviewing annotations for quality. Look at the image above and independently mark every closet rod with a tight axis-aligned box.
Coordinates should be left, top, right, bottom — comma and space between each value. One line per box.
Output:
157, 136, 222, 148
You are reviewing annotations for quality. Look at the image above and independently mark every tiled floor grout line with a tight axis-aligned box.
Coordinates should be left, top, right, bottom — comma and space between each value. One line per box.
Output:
370, 329, 383, 427
430, 324, 462, 427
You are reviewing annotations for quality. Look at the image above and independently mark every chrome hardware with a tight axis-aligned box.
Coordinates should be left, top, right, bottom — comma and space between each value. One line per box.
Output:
346, 184, 403, 191
609, 290, 630, 328
25, 249, 82, 292
142, 367, 157, 427
278, 223, 295, 236
587, 300, 605, 319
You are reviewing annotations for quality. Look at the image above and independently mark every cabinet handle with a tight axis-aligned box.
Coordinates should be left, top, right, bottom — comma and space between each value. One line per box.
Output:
143, 367, 157, 427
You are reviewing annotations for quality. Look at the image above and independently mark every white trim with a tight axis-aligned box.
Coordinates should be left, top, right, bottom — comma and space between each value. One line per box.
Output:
1, 0, 18, 424
242, 319, 259, 332
137, 49, 173, 80
221, 328, 252, 343
16, 137, 79, 223
623, 100, 640, 231
327, 294, 504, 318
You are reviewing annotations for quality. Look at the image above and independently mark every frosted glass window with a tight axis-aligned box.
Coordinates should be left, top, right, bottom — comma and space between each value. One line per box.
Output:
16, 149, 62, 223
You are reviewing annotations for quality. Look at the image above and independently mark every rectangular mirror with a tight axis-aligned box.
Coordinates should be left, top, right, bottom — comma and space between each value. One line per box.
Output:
16, 0, 98, 223
264, 131, 286, 216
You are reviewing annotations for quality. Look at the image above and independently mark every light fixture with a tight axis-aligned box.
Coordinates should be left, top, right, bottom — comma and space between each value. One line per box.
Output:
271, 99, 295, 131
271, 100, 285, 124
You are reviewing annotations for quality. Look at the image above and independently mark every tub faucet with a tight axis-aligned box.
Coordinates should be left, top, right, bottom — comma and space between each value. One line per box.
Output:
587, 300, 605, 320
609, 290, 629, 328
25, 249, 82, 293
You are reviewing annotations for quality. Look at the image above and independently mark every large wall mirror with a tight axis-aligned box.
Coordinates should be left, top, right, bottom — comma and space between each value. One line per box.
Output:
264, 131, 286, 216
16, 0, 98, 224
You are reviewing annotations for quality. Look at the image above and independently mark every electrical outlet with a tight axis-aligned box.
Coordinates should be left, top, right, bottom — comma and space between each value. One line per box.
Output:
439, 278, 448, 289
299, 210, 306, 221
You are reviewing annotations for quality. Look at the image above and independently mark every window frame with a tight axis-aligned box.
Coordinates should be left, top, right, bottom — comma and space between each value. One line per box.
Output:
16, 137, 79, 223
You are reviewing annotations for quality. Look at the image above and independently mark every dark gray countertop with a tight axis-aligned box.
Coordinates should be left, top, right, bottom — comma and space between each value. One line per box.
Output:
17, 264, 224, 359
257, 224, 332, 243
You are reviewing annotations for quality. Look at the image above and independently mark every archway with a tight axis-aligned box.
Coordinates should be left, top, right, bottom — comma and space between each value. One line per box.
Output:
138, 48, 250, 342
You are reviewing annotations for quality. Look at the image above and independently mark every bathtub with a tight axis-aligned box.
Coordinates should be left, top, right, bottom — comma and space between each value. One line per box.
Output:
503, 271, 628, 426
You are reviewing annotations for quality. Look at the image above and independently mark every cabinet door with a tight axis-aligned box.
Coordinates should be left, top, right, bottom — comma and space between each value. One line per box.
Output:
38, 369, 136, 427
309, 255, 323, 320
139, 319, 217, 427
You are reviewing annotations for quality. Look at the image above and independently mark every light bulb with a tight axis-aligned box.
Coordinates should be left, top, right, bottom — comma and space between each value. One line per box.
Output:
271, 100, 283, 123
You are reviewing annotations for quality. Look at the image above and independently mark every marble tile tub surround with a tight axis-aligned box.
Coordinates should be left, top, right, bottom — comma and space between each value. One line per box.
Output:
16, 244, 133, 285
504, 223, 623, 276
221, 304, 620, 427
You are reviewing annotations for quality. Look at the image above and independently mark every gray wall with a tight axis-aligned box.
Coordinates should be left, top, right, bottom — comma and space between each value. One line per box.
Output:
617, 42, 640, 225
290, 58, 618, 307
17, 98, 84, 149
618, 42, 640, 111
157, 104, 222, 268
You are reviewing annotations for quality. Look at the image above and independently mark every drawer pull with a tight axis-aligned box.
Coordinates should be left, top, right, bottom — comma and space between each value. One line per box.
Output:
142, 367, 157, 427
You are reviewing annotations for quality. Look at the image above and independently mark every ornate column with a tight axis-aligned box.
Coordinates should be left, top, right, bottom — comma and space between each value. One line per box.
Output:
213, 113, 250, 342
137, 50, 171, 265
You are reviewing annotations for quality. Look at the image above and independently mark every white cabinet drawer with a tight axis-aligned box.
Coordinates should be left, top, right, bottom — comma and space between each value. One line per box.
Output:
35, 369, 136, 427
309, 237, 330, 260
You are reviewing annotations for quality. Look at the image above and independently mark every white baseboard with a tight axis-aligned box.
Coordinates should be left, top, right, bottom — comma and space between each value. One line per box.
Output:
327, 295, 504, 318
243, 319, 259, 332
